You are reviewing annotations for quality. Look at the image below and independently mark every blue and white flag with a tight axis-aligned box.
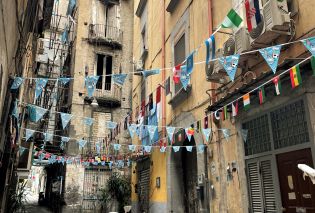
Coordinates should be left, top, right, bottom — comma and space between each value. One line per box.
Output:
147, 125, 157, 141
221, 129, 231, 141
44, 133, 53, 142
106, 121, 117, 129
180, 65, 190, 90
113, 144, 121, 151
128, 145, 136, 152
202, 128, 212, 143
205, 35, 215, 65
12, 100, 19, 119
128, 124, 138, 138
83, 162, 90, 167
60, 142, 65, 150
240, 129, 249, 143
108, 161, 113, 169
142, 69, 160, 78
259, 45, 281, 74
302, 37, 315, 56
61, 136, 70, 143
35, 78, 48, 101
185, 128, 192, 142
112, 74, 128, 87
160, 146, 166, 153
25, 129, 35, 141
186, 52, 194, 75
186, 146, 193, 152
92, 161, 99, 166
144, 146, 152, 153
173, 146, 180, 152
83, 117, 94, 126
96, 142, 101, 154
197, 144, 205, 153
219, 54, 240, 81
101, 161, 106, 166
60, 112, 72, 129
77, 139, 87, 149
59, 77, 71, 85
33, 105, 47, 122
67, 0, 76, 15
61, 28, 69, 44
85, 76, 100, 98
166, 126, 176, 142
11, 77, 24, 90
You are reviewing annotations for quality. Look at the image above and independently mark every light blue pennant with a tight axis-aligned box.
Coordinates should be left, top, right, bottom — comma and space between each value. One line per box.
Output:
185, 128, 192, 142
173, 146, 180, 152
221, 129, 231, 141
60, 142, 65, 150
25, 129, 35, 141
12, 100, 19, 119
77, 139, 87, 149
61, 136, 70, 143
96, 142, 101, 154
202, 128, 212, 143
128, 124, 138, 138
180, 65, 190, 90
186, 52, 194, 74
59, 77, 71, 85
259, 45, 281, 74
142, 69, 160, 78
219, 54, 240, 81
83, 117, 94, 126
34, 105, 47, 122
85, 76, 100, 98
118, 160, 124, 168
186, 146, 193, 152
144, 145, 152, 153
92, 161, 99, 166
112, 74, 128, 87
44, 133, 53, 142
61, 28, 69, 44
106, 121, 117, 129
302, 37, 315, 56
127, 159, 131, 167
197, 145, 205, 153
35, 78, 48, 101
205, 35, 215, 65
147, 125, 157, 140
11, 77, 24, 90
83, 162, 90, 167
166, 126, 176, 142
60, 112, 73, 129
66, 158, 73, 164
108, 161, 113, 169
240, 129, 249, 143
101, 161, 106, 166
160, 146, 166, 153
128, 145, 136, 152
113, 144, 121, 151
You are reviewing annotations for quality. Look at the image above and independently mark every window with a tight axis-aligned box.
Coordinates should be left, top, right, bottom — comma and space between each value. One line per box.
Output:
174, 34, 185, 94
96, 54, 112, 91
139, 2, 148, 60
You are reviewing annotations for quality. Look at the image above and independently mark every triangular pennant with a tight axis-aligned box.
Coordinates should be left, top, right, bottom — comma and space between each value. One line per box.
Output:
106, 121, 117, 129
147, 125, 157, 140
60, 112, 73, 129
33, 105, 47, 122
180, 65, 190, 90
35, 78, 48, 101
205, 35, 215, 65
185, 128, 192, 142
186, 146, 193, 152
25, 129, 35, 141
85, 76, 100, 98
12, 100, 19, 119
221, 129, 231, 141
202, 128, 212, 143
173, 146, 180, 152
142, 69, 160, 78
128, 145, 136, 152
83, 117, 94, 126
83, 162, 90, 167
100, 161, 106, 166
186, 52, 194, 74
112, 74, 128, 87
11, 77, 24, 90
113, 144, 121, 151
166, 126, 176, 142
44, 133, 53, 142
197, 144, 205, 153
66, 158, 73, 164
77, 139, 87, 149
302, 37, 315, 56
108, 161, 113, 169
219, 54, 240, 81
128, 124, 138, 138
160, 146, 166, 153
144, 146, 152, 153
59, 77, 71, 85
240, 129, 249, 143
259, 45, 281, 74
61, 137, 70, 143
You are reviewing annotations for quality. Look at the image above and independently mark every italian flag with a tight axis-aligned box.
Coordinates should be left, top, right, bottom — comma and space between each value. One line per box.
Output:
290, 65, 302, 88
222, 9, 243, 28
258, 87, 266, 105
272, 76, 281, 95
243, 93, 250, 110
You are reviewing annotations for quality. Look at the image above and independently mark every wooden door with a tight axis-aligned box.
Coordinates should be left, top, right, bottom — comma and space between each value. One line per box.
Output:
277, 148, 315, 213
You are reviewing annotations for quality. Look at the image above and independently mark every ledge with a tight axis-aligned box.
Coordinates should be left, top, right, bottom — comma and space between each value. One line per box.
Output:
135, 0, 147, 17
168, 85, 192, 108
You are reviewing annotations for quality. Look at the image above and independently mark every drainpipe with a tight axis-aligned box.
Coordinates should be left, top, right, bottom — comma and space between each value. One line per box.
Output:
162, 0, 166, 137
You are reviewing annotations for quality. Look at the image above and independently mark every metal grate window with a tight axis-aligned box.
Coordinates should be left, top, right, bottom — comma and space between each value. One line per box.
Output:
270, 100, 309, 149
243, 114, 271, 156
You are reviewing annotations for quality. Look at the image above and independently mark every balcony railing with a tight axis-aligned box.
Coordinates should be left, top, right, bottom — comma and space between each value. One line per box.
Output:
90, 83, 122, 107
88, 24, 123, 48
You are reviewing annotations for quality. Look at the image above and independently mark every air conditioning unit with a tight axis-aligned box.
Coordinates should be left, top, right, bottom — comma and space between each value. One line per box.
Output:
205, 48, 228, 84
250, 0, 291, 48
235, 27, 251, 54
223, 37, 235, 56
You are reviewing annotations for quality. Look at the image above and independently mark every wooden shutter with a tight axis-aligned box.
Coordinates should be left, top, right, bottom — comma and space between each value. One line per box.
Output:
247, 160, 263, 212
260, 160, 277, 212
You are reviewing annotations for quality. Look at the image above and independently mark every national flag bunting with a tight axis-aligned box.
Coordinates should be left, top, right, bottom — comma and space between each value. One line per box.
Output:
222, 105, 228, 120
243, 93, 250, 110
272, 76, 282, 95
173, 64, 181, 84
205, 35, 215, 65
290, 65, 302, 88
245, 0, 262, 32
258, 87, 266, 105
222, 9, 243, 28
232, 101, 238, 117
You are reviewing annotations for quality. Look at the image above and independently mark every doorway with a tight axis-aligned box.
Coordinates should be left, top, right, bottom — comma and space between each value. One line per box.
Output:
277, 148, 315, 213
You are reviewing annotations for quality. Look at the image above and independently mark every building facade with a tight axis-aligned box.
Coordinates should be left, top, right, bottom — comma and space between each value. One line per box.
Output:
131, 0, 315, 212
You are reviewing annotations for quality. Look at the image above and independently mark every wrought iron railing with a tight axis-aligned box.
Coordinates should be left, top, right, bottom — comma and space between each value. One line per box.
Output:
88, 24, 123, 45
93, 83, 122, 103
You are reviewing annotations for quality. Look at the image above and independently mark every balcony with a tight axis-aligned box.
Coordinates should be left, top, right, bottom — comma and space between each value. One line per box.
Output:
86, 83, 122, 107
88, 24, 123, 49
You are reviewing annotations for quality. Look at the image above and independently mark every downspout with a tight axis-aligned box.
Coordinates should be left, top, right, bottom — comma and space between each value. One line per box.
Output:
162, 0, 166, 137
